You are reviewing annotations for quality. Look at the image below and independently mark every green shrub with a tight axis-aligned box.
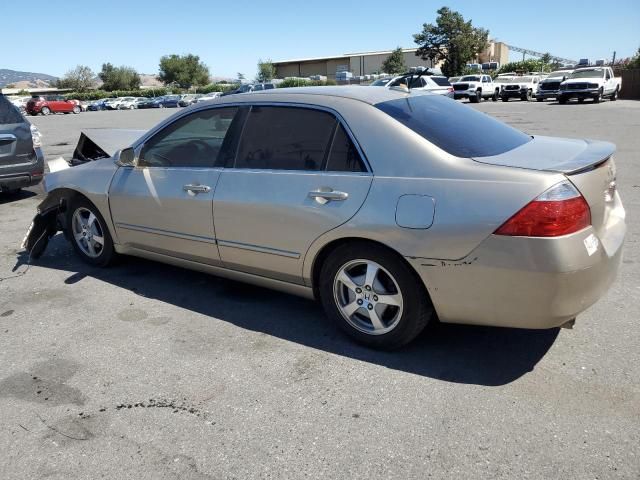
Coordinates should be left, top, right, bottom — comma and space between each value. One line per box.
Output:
277, 78, 336, 88
64, 88, 170, 101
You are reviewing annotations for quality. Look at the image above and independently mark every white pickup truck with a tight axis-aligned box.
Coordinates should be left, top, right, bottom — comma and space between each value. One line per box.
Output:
451, 74, 499, 103
500, 75, 542, 101
558, 66, 620, 104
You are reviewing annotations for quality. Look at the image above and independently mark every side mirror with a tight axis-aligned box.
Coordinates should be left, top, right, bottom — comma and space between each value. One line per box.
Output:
117, 147, 136, 167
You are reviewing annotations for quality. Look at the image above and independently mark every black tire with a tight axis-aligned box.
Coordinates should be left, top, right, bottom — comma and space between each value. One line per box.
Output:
72, 106, 81, 114
41, 106, 51, 115
492, 89, 499, 101
319, 242, 433, 349
578, 98, 585, 103
66, 196, 115, 267
558, 96, 567, 104
536, 97, 544, 102
610, 87, 618, 101
501, 96, 509, 102
593, 88, 603, 103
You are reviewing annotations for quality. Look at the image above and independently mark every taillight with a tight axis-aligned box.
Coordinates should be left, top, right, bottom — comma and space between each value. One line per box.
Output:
494, 181, 591, 237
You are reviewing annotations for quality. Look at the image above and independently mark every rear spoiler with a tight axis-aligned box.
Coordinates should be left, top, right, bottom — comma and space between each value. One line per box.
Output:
70, 128, 145, 165
472, 136, 616, 175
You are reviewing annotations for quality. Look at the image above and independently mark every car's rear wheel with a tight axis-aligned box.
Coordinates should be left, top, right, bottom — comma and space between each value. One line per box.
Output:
610, 87, 618, 101
501, 95, 509, 102
536, 97, 544, 102
67, 197, 115, 267
319, 242, 432, 349
558, 95, 567, 104
41, 107, 51, 115
492, 89, 499, 101
72, 106, 81, 114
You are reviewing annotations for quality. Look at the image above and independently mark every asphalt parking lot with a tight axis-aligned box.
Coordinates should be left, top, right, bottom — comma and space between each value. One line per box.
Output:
1, 99, 639, 479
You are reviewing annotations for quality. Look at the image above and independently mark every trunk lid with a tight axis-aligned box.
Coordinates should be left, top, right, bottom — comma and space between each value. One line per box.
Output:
474, 135, 620, 241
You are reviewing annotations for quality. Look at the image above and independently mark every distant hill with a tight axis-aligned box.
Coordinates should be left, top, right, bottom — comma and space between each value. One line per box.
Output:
0, 69, 58, 88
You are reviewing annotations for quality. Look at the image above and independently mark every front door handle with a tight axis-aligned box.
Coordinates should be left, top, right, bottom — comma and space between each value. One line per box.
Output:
183, 184, 211, 195
308, 189, 349, 204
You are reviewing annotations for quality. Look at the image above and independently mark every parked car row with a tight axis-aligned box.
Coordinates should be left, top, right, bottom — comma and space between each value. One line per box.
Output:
369, 73, 454, 98
448, 66, 621, 104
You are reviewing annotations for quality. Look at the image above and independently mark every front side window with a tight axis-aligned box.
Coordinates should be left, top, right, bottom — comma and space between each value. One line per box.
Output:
235, 106, 336, 171
139, 107, 238, 168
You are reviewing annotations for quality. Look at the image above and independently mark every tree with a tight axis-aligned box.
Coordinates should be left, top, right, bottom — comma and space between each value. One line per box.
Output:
99, 63, 141, 91
381, 47, 407, 74
625, 47, 640, 70
413, 7, 489, 77
158, 54, 210, 88
56, 65, 95, 91
256, 59, 276, 82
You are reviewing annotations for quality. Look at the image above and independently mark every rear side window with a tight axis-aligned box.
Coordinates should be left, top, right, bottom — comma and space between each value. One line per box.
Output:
431, 77, 451, 86
235, 106, 336, 171
0, 95, 25, 124
376, 94, 531, 157
326, 125, 366, 172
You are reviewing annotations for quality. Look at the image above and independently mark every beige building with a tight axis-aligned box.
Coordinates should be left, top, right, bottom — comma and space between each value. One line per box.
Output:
476, 41, 509, 65
273, 42, 509, 80
273, 48, 438, 80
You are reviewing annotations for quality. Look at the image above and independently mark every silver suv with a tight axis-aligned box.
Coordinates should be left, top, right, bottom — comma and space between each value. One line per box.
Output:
0, 95, 45, 194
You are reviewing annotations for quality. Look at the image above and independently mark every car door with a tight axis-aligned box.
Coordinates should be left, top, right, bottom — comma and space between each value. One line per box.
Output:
213, 104, 373, 284
109, 106, 240, 265
604, 68, 614, 94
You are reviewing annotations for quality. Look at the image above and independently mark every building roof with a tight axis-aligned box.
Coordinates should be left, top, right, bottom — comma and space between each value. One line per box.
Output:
273, 47, 419, 65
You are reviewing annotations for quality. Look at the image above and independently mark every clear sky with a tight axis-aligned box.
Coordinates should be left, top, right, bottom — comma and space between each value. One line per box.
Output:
3, 0, 638, 79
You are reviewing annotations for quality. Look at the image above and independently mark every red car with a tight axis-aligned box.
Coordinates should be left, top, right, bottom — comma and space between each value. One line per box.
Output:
26, 95, 81, 115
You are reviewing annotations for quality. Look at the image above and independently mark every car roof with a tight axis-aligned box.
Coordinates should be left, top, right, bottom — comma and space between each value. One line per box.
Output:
232, 85, 427, 106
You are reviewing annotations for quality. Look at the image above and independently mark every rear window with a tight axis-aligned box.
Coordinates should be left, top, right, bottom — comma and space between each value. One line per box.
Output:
0, 95, 25, 124
376, 94, 531, 158
430, 76, 451, 86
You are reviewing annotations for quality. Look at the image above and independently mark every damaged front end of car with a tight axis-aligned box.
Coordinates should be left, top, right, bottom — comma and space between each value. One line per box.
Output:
21, 189, 70, 259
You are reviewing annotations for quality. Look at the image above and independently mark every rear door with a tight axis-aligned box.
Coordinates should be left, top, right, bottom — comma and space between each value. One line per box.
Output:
109, 106, 240, 265
213, 104, 373, 284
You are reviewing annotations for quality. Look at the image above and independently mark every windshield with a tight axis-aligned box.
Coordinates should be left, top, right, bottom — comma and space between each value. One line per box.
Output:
570, 68, 604, 79
0, 94, 25, 124
166, 95, 180, 100
493, 77, 512, 84
376, 94, 531, 158
370, 78, 391, 86
460, 76, 481, 82
448, 77, 460, 83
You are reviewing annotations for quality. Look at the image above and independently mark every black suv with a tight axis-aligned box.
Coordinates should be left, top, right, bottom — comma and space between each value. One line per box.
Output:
0, 94, 45, 193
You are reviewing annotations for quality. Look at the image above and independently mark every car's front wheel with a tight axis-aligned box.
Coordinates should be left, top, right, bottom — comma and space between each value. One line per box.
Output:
41, 107, 51, 115
319, 242, 432, 349
67, 197, 115, 266
492, 89, 499, 101
72, 106, 81, 114
593, 88, 603, 103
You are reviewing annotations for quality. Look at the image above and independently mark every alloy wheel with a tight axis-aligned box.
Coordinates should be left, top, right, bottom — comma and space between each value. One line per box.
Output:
71, 207, 105, 258
333, 259, 404, 335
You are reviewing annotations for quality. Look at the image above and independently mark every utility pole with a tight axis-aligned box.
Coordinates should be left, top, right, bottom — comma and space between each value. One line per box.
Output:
611, 51, 616, 66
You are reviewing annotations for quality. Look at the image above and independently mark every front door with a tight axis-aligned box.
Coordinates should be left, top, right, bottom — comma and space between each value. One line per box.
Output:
109, 106, 239, 265
213, 105, 373, 284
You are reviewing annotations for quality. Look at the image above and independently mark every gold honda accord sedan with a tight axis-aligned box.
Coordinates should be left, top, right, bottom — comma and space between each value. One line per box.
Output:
24, 86, 626, 349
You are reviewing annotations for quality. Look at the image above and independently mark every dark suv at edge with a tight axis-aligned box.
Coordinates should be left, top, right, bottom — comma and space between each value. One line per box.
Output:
0, 95, 45, 193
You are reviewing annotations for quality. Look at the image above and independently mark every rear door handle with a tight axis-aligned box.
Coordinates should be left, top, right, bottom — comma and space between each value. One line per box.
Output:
183, 184, 211, 195
308, 189, 349, 204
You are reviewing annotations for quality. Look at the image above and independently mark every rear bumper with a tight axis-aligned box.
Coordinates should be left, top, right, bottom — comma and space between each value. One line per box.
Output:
408, 212, 626, 329
0, 147, 45, 191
